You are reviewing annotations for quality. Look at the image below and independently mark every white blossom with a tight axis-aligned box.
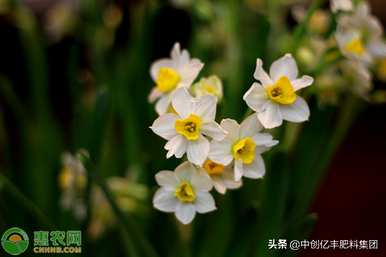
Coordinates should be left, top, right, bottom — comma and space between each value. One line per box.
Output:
153, 162, 216, 224
150, 87, 226, 165
149, 43, 204, 115
209, 114, 278, 181
243, 54, 313, 129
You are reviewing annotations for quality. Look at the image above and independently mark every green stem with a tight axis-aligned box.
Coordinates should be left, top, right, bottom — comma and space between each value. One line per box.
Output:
0, 173, 55, 229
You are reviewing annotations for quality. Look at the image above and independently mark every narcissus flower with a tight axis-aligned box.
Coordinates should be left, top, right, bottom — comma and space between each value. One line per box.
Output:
149, 43, 204, 115
59, 151, 88, 221
330, 0, 353, 13
150, 87, 226, 165
153, 161, 216, 224
209, 115, 278, 181
243, 54, 314, 129
201, 159, 242, 194
193, 75, 223, 101
335, 2, 386, 64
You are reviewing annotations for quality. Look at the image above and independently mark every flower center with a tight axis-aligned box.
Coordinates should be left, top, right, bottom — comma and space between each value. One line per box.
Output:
202, 83, 218, 95
232, 137, 256, 164
59, 167, 73, 190
175, 181, 196, 203
344, 38, 365, 56
266, 76, 297, 105
175, 114, 202, 141
156, 67, 181, 93
203, 160, 225, 175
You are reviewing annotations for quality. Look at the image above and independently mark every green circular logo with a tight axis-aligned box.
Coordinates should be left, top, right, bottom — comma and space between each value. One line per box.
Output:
1, 227, 29, 255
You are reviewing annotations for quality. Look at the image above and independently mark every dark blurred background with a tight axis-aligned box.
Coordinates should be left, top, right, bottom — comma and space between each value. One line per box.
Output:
301, 1, 386, 256
301, 103, 386, 257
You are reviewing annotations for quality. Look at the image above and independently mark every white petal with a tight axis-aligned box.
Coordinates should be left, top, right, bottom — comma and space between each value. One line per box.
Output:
148, 88, 162, 103
243, 82, 268, 113
171, 43, 195, 68
252, 133, 278, 147
269, 54, 298, 81
222, 168, 242, 190
155, 95, 172, 115
292, 75, 314, 91
242, 154, 266, 179
191, 170, 213, 191
220, 119, 240, 141
234, 160, 244, 181
150, 113, 178, 140
212, 177, 227, 194
150, 59, 174, 81
178, 49, 190, 66
187, 136, 210, 166
172, 88, 194, 118
193, 95, 217, 122
175, 203, 196, 224
165, 135, 187, 159
171, 42, 182, 61
195, 192, 216, 213
280, 96, 310, 123
367, 40, 386, 58
178, 59, 204, 88
257, 102, 283, 129
254, 58, 273, 85
209, 139, 233, 165
155, 171, 179, 189
201, 121, 226, 141
170, 43, 204, 88
153, 188, 178, 213
175, 161, 195, 181
240, 114, 264, 138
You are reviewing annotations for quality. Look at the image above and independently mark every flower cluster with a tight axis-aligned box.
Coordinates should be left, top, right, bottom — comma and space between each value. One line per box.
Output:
149, 43, 314, 224
293, 0, 386, 103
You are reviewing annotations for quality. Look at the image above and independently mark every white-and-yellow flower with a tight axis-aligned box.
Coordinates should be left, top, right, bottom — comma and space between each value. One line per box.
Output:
201, 159, 242, 194
153, 161, 216, 224
193, 75, 223, 101
335, 2, 386, 64
243, 54, 314, 129
59, 152, 87, 221
209, 114, 278, 181
149, 43, 204, 115
150, 87, 226, 165
330, 0, 353, 13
